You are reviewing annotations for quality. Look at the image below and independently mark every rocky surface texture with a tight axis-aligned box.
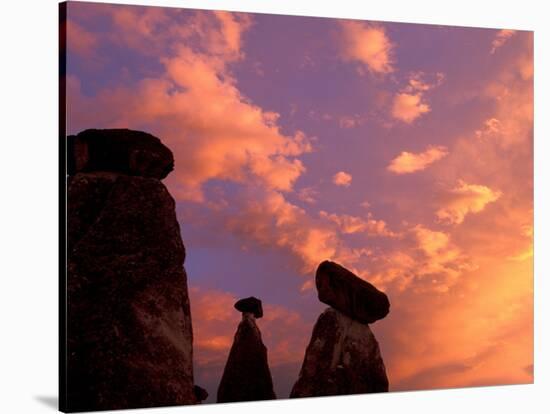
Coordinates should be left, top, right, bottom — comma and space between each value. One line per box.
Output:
290, 308, 388, 397
66, 129, 196, 411
291, 261, 390, 398
217, 299, 276, 403
316, 260, 390, 324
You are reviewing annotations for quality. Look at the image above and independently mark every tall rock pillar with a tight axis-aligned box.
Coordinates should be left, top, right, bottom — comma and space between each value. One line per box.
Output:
217, 297, 276, 403
65, 129, 196, 411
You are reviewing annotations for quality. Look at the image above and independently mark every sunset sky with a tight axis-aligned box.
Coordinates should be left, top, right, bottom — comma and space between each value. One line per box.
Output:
65, 1, 533, 402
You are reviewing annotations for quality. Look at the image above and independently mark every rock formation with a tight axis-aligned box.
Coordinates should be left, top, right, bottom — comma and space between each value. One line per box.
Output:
316, 260, 390, 324
290, 261, 389, 398
217, 297, 276, 403
193, 385, 209, 403
67, 128, 174, 179
66, 129, 196, 411
234, 296, 263, 318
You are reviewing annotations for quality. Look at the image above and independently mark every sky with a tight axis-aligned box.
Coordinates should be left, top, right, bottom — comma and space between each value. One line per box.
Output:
64, 1, 534, 403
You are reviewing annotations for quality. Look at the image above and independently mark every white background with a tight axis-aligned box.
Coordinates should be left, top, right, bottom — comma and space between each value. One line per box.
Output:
1, 0, 548, 413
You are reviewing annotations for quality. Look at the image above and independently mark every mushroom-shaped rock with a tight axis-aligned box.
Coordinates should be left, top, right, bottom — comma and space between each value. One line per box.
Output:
67, 128, 174, 179
316, 261, 390, 324
217, 313, 276, 402
234, 296, 263, 318
193, 385, 209, 402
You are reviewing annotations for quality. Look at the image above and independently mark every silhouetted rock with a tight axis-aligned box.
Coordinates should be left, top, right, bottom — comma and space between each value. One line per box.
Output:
316, 261, 390, 324
66, 130, 195, 411
234, 296, 263, 318
67, 128, 174, 179
217, 313, 276, 403
290, 307, 388, 398
193, 385, 209, 402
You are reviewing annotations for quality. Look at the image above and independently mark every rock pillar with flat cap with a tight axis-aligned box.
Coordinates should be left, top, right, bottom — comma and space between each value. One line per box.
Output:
217, 297, 276, 403
290, 261, 390, 398
66, 129, 195, 411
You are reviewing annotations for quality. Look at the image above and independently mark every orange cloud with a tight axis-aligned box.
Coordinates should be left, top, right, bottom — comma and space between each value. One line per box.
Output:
436, 181, 502, 225
387, 145, 449, 174
391, 93, 430, 123
67, 10, 312, 202
379, 256, 533, 391
490, 29, 516, 54
332, 171, 352, 187
319, 211, 396, 237
339, 20, 394, 74
223, 190, 339, 273
390, 73, 443, 123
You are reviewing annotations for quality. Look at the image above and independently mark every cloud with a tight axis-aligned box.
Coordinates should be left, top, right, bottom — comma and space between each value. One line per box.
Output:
339, 20, 394, 74
391, 93, 431, 123
388, 145, 449, 174
380, 254, 533, 391
223, 190, 340, 273
339, 115, 365, 129
319, 211, 396, 237
67, 9, 311, 202
390, 72, 443, 123
332, 171, 352, 187
66, 20, 98, 58
490, 29, 516, 54
411, 225, 474, 291
436, 180, 502, 225
404, 72, 445, 93
296, 187, 318, 204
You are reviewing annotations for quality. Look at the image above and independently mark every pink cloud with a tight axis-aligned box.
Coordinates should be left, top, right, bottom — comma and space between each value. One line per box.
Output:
339, 20, 394, 74
387, 145, 449, 174
490, 29, 516, 54
67, 10, 312, 202
390, 72, 443, 123
223, 190, 339, 274
319, 211, 397, 237
391, 92, 430, 123
332, 171, 352, 187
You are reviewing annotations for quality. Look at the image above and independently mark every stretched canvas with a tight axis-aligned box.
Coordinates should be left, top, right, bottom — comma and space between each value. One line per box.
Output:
59, 1, 534, 412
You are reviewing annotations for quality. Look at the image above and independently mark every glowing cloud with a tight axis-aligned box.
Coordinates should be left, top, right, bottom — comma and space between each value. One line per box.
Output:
332, 171, 352, 187
320, 211, 396, 237
67, 10, 312, 202
436, 181, 502, 225
388, 145, 449, 174
224, 190, 339, 273
491, 29, 516, 54
391, 93, 431, 123
339, 21, 394, 74
412, 225, 473, 291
